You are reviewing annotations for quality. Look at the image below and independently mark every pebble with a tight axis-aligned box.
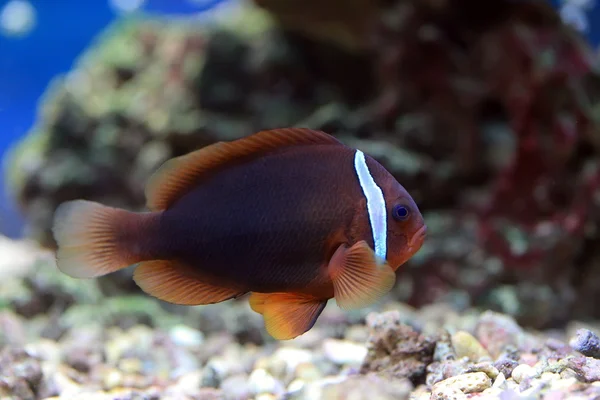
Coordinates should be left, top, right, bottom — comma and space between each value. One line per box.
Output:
550, 376, 579, 391
475, 311, 523, 358
265, 347, 313, 378
468, 362, 499, 379
102, 368, 124, 389
432, 372, 492, 394
569, 328, 600, 359
431, 385, 467, 400
303, 374, 412, 400
321, 338, 367, 366
295, 362, 322, 382
511, 363, 537, 383
248, 368, 284, 396
494, 356, 519, 377
170, 371, 202, 396
168, 325, 204, 348
565, 355, 600, 382
492, 372, 506, 389
287, 379, 305, 395
451, 331, 491, 362
24, 339, 61, 366
117, 358, 142, 374
221, 373, 251, 400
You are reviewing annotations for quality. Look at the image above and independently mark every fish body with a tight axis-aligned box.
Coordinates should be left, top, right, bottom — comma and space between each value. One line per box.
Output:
157, 146, 364, 294
52, 128, 426, 340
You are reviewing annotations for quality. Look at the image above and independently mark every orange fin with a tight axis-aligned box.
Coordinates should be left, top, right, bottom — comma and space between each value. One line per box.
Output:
52, 200, 147, 278
133, 260, 246, 305
145, 128, 342, 211
249, 292, 327, 340
248, 292, 270, 315
329, 241, 396, 310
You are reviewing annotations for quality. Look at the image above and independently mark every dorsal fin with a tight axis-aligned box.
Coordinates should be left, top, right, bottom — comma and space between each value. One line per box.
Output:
145, 128, 343, 211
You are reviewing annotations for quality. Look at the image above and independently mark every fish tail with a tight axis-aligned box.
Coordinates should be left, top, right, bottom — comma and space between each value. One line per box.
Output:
52, 200, 160, 278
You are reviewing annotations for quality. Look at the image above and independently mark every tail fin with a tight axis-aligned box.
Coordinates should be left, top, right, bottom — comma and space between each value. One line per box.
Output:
52, 200, 156, 278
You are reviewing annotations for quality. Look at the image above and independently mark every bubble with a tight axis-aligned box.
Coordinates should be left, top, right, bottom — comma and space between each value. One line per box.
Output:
563, 0, 596, 10
0, 0, 36, 37
109, 0, 147, 14
560, 3, 589, 32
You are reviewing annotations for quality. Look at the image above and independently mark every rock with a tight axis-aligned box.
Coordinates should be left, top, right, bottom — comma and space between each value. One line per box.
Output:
168, 325, 204, 348
492, 372, 507, 389
493, 354, 519, 378
169, 371, 203, 397
451, 331, 491, 362
37, 366, 84, 399
220, 373, 251, 400
432, 372, 492, 394
426, 359, 470, 387
565, 356, 600, 383
570, 329, 600, 359
201, 364, 221, 389
432, 332, 456, 362
361, 311, 435, 384
302, 374, 412, 400
0, 311, 27, 347
431, 384, 467, 400
511, 364, 537, 384
247, 368, 284, 396
0, 347, 43, 399
321, 338, 367, 366
475, 311, 524, 358
259, 347, 313, 381
294, 363, 323, 382
467, 362, 499, 379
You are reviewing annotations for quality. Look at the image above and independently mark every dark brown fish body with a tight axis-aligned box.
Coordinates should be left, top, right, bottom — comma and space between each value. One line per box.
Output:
154, 145, 362, 294
52, 129, 426, 340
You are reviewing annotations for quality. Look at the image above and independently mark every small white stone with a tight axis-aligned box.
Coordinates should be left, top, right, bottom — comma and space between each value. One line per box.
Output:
271, 347, 313, 376
322, 339, 367, 366
540, 372, 560, 382
172, 371, 203, 396
492, 372, 506, 389
169, 325, 204, 347
511, 364, 537, 384
287, 379, 305, 393
248, 368, 284, 395
550, 377, 579, 391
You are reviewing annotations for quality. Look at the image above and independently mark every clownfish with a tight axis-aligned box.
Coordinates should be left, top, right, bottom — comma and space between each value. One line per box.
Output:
52, 128, 426, 340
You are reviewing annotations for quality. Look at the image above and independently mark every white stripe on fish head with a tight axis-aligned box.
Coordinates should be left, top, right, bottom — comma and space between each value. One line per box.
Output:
353, 150, 387, 262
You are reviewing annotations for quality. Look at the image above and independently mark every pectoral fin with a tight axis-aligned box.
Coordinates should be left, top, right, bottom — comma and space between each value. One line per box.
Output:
249, 292, 327, 340
328, 241, 396, 310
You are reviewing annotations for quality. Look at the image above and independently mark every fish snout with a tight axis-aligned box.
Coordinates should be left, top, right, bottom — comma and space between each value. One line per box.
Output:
408, 225, 427, 251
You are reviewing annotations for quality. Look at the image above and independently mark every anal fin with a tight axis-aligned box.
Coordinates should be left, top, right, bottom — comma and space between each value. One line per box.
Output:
329, 241, 396, 310
249, 292, 327, 340
133, 260, 245, 305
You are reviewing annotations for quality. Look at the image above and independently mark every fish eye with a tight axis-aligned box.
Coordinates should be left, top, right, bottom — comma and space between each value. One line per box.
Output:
392, 204, 410, 221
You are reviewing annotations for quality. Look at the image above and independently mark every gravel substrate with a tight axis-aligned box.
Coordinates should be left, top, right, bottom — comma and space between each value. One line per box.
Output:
1, 236, 600, 400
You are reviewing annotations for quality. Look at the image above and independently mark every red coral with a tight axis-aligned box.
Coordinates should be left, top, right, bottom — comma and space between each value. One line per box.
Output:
477, 23, 598, 270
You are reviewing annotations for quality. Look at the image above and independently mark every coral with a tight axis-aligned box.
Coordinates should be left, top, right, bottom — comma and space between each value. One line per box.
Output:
364, 0, 600, 329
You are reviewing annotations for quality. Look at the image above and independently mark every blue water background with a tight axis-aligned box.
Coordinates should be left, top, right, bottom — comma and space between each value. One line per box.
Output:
0, 0, 598, 238
0, 0, 225, 237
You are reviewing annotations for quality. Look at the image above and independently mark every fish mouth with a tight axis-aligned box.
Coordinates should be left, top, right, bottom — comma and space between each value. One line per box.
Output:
408, 225, 427, 250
